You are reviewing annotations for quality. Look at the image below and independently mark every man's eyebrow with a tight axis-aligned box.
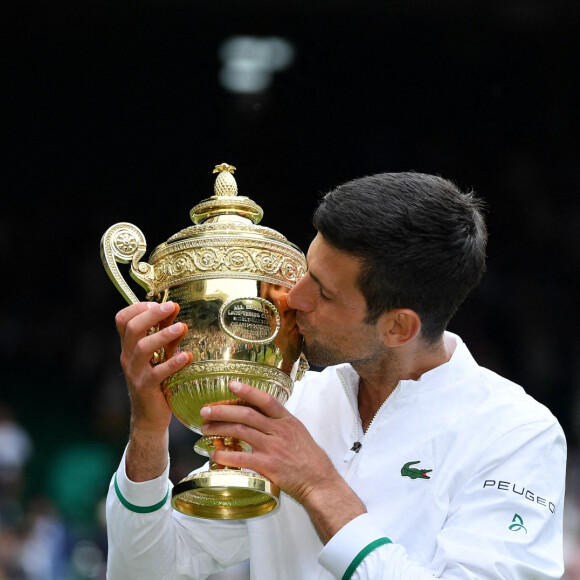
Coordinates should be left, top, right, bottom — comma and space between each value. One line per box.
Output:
308, 271, 335, 297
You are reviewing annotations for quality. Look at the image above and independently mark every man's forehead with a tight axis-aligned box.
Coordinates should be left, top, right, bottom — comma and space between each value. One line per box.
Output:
305, 234, 363, 292
305, 233, 328, 268
306, 233, 357, 265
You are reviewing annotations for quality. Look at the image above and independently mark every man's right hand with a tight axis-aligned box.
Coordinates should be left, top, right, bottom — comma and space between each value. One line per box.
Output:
115, 301, 192, 481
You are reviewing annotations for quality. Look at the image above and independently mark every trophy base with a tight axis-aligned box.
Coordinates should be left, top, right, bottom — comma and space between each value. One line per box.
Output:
171, 469, 280, 520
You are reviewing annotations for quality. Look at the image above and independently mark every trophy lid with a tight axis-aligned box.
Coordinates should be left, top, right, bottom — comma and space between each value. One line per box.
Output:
188, 163, 264, 225
101, 163, 306, 301
137, 163, 306, 295
164, 163, 290, 245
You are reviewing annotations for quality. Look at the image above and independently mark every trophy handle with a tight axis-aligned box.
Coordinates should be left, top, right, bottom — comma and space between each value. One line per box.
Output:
100, 222, 155, 304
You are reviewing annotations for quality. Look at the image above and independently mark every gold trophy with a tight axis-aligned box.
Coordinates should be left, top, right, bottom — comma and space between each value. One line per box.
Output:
101, 163, 308, 519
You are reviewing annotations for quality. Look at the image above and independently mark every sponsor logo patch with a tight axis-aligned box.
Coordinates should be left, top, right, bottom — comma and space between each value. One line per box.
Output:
509, 513, 527, 534
401, 461, 432, 480
483, 479, 556, 514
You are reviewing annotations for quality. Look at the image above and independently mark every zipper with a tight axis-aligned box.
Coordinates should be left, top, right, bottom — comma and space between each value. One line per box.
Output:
312, 372, 363, 580
364, 382, 401, 435
340, 374, 402, 464
316, 374, 401, 580
338, 371, 361, 465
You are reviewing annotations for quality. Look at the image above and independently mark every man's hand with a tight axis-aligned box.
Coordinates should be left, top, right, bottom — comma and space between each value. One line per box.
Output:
115, 301, 192, 481
199, 381, 366, 543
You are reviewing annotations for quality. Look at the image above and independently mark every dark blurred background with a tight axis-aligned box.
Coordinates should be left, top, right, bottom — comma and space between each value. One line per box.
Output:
2, 1, 580, 577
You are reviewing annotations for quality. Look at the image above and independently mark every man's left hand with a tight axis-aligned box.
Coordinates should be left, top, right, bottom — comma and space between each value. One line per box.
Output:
199, 381, 333, 505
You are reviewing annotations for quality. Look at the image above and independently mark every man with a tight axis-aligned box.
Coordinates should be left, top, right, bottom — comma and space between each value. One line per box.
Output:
107, 172, 565, 579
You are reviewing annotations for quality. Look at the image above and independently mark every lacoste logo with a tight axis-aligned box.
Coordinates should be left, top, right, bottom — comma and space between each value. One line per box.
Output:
401, 461, 432, 480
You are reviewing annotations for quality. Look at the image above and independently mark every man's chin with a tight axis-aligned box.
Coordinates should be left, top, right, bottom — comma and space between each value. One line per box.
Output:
303, 341, 343, 368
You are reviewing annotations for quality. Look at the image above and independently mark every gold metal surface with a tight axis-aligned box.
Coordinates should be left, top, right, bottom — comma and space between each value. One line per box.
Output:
101, 163, 308, 519
171, 470, 279, 519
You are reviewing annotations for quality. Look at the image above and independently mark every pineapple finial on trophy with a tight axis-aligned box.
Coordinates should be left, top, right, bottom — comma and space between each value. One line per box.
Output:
189, 163, 263, 224
213, 163, 238, 197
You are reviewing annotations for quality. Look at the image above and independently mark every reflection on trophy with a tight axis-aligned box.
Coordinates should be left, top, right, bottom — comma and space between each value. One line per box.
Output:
100, 163, 308, 519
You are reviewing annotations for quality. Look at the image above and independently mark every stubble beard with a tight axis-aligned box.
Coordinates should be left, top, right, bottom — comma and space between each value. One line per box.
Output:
298, 312, 385, 369
302, 335, 385, 370
302, 338, 346, 368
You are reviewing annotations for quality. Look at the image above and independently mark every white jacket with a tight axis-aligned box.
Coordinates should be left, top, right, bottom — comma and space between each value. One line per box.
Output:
107, 332, 566, 579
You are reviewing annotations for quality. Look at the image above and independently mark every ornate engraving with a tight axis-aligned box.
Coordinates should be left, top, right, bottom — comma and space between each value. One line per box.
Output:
295, 353, 310, 382
172, 253, 195, 275
195, 248, 220, 270
101, 222, 152, 304
224, 248, 253, 271
280, 258, 299, 283
148, 237, 306, 294
255, 251, 282, 274
191, 197, 259, 215
170, 360, 293, 396
168, 222, 287, 243
114, 231, 138, 256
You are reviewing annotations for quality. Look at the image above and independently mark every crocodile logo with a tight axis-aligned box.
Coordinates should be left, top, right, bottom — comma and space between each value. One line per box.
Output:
401, 461, 432, 480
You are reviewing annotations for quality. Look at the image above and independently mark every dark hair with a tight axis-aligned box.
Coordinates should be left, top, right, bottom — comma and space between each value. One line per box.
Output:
312, 172, 487, 342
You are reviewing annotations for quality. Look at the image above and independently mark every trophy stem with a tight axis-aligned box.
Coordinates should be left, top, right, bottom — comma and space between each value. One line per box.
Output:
208, 437, 244, 471
170, 433, 281, 519
194, 435, 251, 459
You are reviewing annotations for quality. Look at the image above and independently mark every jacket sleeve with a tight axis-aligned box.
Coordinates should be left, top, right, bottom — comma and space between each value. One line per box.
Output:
318, 421, 566, 580
106, 448, 250, 580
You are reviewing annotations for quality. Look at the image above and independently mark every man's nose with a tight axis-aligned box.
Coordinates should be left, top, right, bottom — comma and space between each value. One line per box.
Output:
287, 275, 314, 312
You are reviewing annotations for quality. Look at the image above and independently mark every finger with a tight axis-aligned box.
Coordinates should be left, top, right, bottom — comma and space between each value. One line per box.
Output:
115, 302, 150, 343
131, 322, 189, 368
209, 449, 248, 471
229, 381, 287, 419
151, 350, 193, 385
201, 422, 271, 463
158, 302, 181, 330
212, 437, 227, 451
122, 302, 179, 355
209, 443, 275, 475
200, 411, 270, 445
199, 406, 280, 457
150, 321, 189, 359
161, 304, 186, 359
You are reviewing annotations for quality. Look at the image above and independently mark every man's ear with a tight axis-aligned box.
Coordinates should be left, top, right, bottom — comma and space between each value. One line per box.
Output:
376, 309, 421, 347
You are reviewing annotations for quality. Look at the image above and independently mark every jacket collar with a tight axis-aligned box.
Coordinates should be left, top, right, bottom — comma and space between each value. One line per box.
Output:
335, 331, 479, 401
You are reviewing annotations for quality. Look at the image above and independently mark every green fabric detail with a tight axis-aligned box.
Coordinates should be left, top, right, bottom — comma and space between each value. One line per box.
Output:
342, 537, 392, 580
401, 460, 432, 479
114, 472, 169, 514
